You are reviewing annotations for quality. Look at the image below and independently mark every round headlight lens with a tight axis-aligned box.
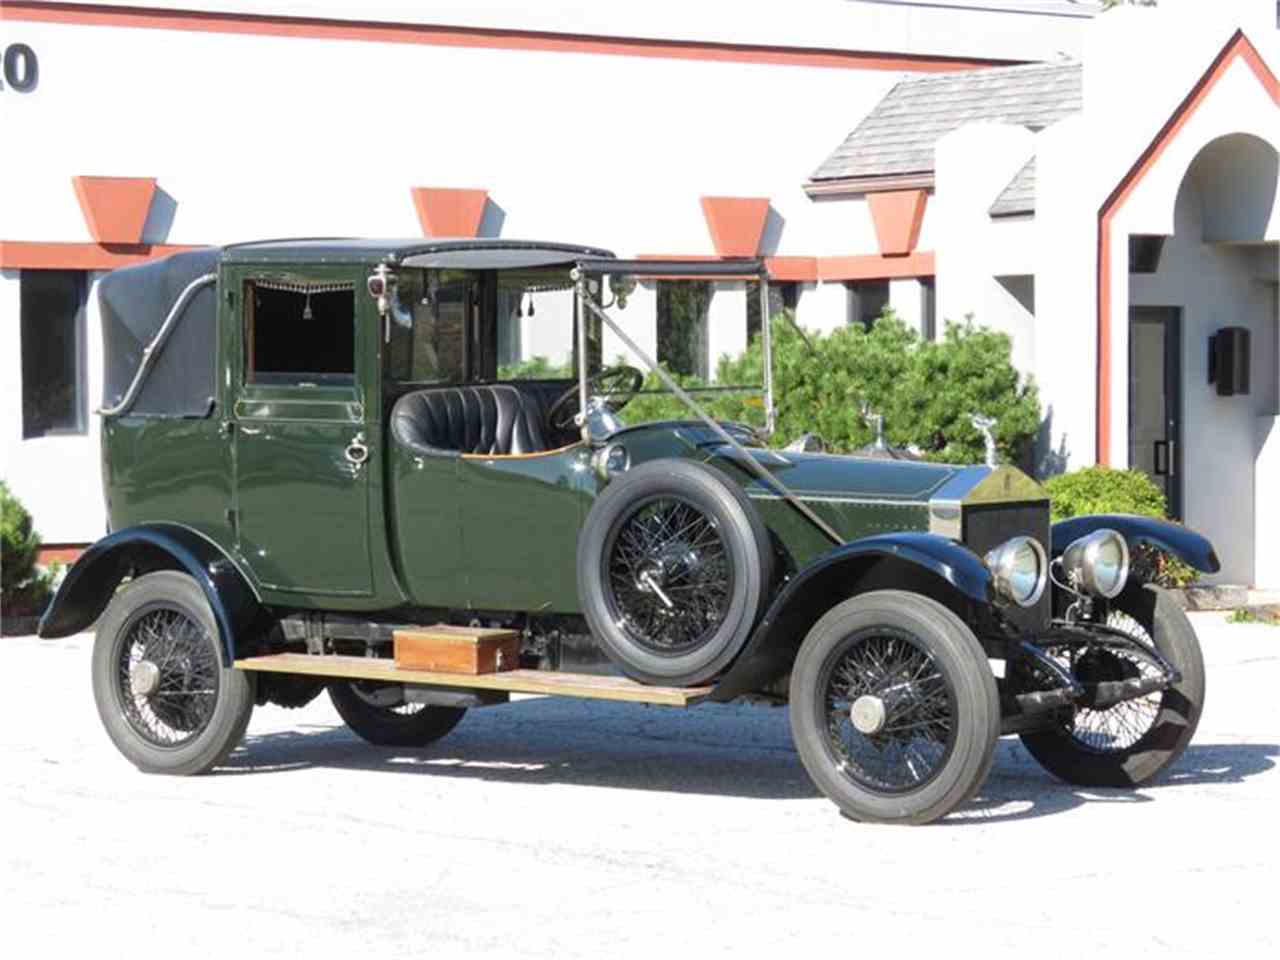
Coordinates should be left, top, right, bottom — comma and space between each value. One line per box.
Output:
984, 536, 1048, 608
1062, 529, 1130, 599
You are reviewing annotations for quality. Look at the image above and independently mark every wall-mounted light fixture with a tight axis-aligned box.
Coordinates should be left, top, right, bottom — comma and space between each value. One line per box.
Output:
1208, 326, 1251, 397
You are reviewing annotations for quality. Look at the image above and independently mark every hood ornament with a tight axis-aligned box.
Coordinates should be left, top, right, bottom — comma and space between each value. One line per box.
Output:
970, 414, 998, 467
857, 405, 920, 461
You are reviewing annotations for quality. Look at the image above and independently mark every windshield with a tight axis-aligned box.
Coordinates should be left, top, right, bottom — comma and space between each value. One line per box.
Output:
386, 265, 771, 434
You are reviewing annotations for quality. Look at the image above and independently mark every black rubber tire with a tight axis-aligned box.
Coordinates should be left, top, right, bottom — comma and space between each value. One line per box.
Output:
91, 571, 255, 775
577, 458, 772, 687
1020, 583, 1204, 787
328, 682, 466, 747
789, 591, 1000, 825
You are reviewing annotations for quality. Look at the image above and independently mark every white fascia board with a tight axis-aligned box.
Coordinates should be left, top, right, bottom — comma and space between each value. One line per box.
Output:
54, 0, 1089, 62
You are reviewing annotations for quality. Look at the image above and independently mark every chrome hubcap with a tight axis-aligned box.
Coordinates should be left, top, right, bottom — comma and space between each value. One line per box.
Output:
850, 694, 887, 735
129, 660, 161, 698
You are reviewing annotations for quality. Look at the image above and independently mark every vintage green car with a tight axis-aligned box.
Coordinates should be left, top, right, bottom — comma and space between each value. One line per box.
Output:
40, 239, 1220, 824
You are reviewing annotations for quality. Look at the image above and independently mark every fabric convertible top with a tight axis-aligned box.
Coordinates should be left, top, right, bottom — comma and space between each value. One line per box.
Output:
99, 247, 221, 418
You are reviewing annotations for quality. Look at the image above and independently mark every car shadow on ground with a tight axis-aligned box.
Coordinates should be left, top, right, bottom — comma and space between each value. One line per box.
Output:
219, 697, 1278, 818
953, 740, 1279, 825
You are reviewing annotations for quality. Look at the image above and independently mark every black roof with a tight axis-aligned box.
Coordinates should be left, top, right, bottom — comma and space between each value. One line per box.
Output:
220, 238, 614, 266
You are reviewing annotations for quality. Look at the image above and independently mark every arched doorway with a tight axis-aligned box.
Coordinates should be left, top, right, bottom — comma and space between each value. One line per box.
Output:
1127, 133, 1279, 585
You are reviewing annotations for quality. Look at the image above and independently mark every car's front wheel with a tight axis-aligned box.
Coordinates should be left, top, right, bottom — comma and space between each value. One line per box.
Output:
789, 591, 1000, 825
91, 571, 255, 775
1019, 583, 1204, 787
328, 681, 466, 747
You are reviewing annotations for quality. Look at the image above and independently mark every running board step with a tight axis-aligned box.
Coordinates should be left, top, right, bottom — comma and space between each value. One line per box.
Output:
234, 653, 712, 707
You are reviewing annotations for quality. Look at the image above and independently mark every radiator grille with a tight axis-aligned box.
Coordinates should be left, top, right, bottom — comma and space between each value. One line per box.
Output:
963, 501, 1051, 633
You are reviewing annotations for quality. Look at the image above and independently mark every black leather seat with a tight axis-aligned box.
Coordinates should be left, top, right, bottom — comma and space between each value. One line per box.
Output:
391, 385, 549, 456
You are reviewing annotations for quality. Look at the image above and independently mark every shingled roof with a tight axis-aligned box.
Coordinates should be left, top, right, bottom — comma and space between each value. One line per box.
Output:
808, 60, 1082, 186
989, 157, 1038, 217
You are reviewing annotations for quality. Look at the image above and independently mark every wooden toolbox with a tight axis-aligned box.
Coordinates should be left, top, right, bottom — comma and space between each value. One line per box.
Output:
393, 624, 520, 675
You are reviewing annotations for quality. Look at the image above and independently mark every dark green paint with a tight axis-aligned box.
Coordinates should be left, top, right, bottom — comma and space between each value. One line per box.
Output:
100, 243, 1045, 621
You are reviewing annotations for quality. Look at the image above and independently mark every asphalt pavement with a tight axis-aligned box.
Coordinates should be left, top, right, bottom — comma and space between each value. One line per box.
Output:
3, 613, 1276, 959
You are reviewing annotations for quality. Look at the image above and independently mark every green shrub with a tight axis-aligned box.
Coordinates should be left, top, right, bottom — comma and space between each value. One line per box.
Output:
617, 309, 1040, 465
2, 481, 51, 612
1043, 466, 1199, 588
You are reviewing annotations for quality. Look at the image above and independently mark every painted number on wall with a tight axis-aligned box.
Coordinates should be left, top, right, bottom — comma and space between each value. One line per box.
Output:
1, 44, 38, 92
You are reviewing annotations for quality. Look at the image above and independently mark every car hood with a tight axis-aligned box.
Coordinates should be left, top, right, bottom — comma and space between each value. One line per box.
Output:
710, 445, 958, 503
702, 443, 1049, 544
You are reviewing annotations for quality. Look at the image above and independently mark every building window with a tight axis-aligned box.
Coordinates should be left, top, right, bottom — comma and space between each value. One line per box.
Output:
656, 280, 711, 378
846, 280, 890, 329
746, 281, 799, 342
21, 270, 87, 438
244, 280, 355, 386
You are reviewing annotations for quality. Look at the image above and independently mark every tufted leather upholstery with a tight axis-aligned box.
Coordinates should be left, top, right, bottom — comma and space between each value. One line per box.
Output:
391, 385, 550, 456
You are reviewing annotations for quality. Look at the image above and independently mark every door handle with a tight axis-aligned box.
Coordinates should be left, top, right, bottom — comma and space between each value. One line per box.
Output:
345, 433, 369, 466
1153, 440, 1169, 476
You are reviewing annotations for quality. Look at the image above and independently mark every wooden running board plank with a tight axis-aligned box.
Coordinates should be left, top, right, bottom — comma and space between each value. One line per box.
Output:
234, 653, 712, 706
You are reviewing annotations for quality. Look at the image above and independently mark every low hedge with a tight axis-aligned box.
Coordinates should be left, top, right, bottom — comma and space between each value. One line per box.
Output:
1043, 466, 1199, 588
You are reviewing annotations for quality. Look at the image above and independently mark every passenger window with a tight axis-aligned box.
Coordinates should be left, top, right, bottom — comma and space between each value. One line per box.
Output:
244, 280, 355, 386
386, 270, 468, 383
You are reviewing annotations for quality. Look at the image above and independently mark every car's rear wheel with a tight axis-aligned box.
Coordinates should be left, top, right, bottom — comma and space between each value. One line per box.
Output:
789, 591, 1000, 825
1019, 583, 1204, 787
91, 571, 255, 775
577, 459, 772, 687
328, 681, 466, 747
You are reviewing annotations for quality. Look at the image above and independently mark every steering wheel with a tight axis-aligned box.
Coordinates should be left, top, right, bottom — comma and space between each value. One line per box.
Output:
547, 365, 645, 433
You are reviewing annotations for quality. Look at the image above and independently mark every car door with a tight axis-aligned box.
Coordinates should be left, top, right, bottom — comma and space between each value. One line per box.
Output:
458, 445, 594, 612
227, 266, 375, 597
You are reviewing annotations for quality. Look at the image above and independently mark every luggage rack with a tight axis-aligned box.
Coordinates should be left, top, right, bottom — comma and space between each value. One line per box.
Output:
234, 653, 713, 707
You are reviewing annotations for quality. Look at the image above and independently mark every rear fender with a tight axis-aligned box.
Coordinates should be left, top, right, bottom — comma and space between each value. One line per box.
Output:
37, 523, 267, 665
709, 533, 995, 701
1051, 514, 1220, 574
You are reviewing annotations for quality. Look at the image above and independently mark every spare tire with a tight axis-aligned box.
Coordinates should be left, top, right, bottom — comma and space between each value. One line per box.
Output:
577, 458, 772, 686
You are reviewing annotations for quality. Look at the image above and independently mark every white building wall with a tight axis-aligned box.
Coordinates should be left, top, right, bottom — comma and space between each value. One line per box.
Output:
1128, 184, 1278, 586
934, 122, 1040, 376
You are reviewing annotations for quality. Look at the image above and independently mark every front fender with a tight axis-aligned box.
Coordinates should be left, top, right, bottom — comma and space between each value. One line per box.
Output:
709, 533, 995, 702
1051, 514, 1220, 574
38, 523, 266, 665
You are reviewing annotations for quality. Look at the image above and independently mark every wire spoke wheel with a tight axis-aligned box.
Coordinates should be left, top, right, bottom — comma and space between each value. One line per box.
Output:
115, 604, 221, 748
1030, 612, 1163, 754
328, 681, 466, 748
1018, 583, 1205, 788
603, 495, 734, 655
819, 626, 957, 794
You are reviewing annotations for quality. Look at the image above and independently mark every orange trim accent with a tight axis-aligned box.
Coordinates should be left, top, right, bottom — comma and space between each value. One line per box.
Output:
700, 197, 770, 258
71, 176, 156, 245
866, 189, 928, 256
459, 441, 582, 461
35, 544, 87, 567
1095, 30, 1279, 465
0, 240, 202, 270
411, 187, 489, 238
1, 3, 1015, 72
818, 251, 935, 281
763, 257, 819, 282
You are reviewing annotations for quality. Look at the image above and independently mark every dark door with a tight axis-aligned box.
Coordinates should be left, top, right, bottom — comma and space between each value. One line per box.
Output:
1129, 307, 1183, 518
230, 271, 375, 597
